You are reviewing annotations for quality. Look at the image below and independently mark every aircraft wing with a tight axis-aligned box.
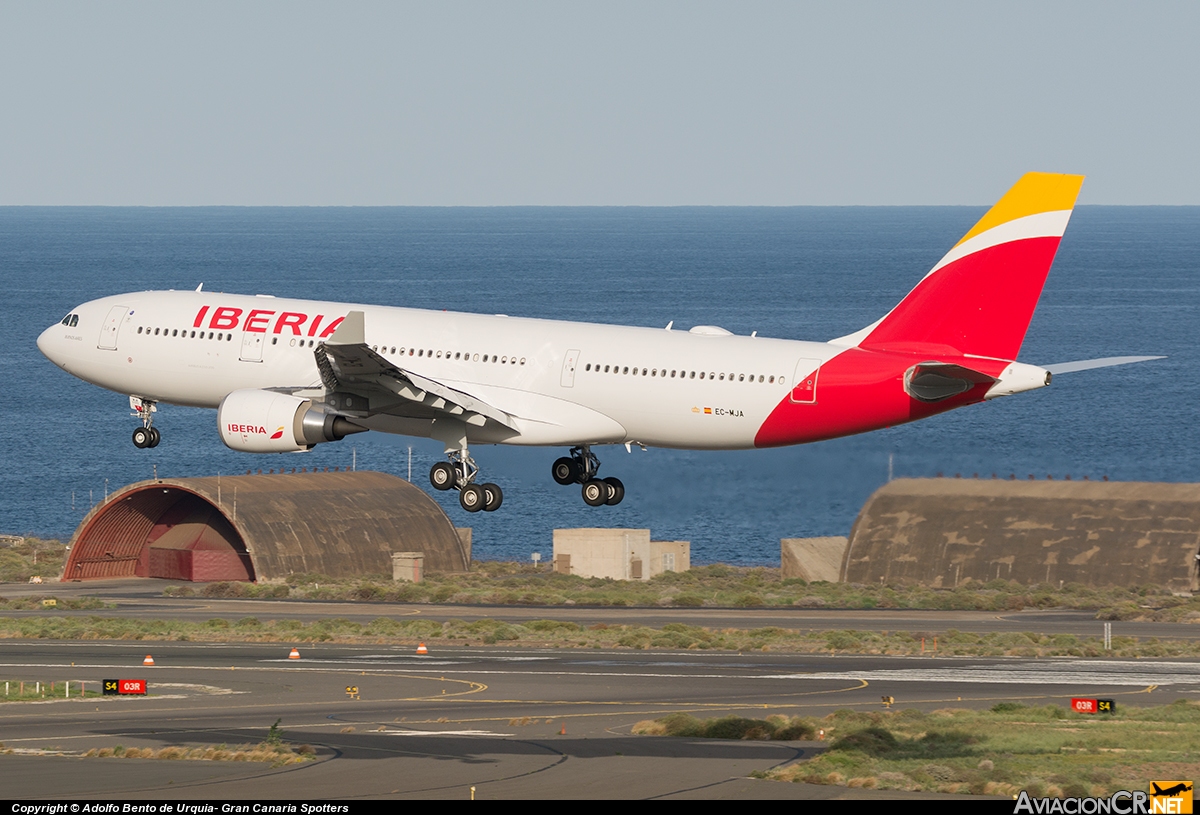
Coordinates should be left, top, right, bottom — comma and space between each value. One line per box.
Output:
313, 311, 517, 430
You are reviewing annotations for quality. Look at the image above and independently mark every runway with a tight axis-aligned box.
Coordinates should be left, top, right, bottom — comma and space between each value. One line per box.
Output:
2, 639, 1198, 799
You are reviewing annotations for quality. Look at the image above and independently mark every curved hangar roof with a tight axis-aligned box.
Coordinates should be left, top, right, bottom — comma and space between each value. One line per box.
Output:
62, 470, 467, 582
843, 478, 1200, 592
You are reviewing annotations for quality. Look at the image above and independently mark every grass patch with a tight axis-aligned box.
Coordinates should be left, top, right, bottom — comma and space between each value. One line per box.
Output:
78, 740, 313, 766
734, 702, 1200, 796
1, 679, 104, 701
154, 564, 1200, 620
1, 615, 1200, 657
0, 537, 68, 583
633, 713, 816, 741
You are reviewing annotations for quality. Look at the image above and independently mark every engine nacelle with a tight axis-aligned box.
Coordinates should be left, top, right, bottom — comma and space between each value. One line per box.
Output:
217, 389, 366, 453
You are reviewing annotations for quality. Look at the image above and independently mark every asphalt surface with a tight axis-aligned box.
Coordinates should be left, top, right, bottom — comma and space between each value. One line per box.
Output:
2, 579, 1200, 800
2, 639, 1200, 800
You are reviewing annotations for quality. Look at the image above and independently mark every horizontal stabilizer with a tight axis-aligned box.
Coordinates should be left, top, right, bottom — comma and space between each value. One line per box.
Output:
1043, 356, 1165, 375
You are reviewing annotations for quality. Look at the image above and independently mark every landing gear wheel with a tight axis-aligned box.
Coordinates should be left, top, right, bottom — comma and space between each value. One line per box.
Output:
459, 483, 485, 512
603, 476, 624, 506
148, 427, 161, 448
132, 427, 152, 449
552, 457, 580, 485
482, 482, 503, 512
581, 480, 608, 507
430, 462, 457, 491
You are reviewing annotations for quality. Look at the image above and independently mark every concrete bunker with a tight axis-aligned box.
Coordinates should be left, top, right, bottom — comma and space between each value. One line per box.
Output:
63, 470, 468, 582
842, 478, 1200, 592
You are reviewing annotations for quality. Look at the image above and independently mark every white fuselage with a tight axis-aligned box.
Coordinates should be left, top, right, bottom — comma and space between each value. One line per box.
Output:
39, 290, 842, 450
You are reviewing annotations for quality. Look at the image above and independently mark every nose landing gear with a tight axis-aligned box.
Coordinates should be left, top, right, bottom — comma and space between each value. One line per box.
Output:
552, 445, 624, 506
429, 447, 503, 513
130, 396, 160, 449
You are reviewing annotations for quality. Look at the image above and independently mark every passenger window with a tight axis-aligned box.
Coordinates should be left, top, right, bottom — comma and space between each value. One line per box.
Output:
154, 328, 160, 335
689, 371, 695, 379
138, 327, 143, 334
520, 358, 525, 365
738, 374, 744, 382
671, 370, 676, 378
622, 366, 628, 374
172, 329, 178, 337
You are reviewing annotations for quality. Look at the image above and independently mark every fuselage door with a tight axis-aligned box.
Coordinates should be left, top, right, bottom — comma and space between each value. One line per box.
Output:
790, 358, 821, 404
240, 330, 264, 362
97, 305, 128, 350
561, 349, 581, 388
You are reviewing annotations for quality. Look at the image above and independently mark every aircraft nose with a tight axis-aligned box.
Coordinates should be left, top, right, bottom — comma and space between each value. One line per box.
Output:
38, 324, 64, 367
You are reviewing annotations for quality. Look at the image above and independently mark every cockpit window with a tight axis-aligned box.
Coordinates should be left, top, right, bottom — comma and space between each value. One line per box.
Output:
60, 314, 79, 327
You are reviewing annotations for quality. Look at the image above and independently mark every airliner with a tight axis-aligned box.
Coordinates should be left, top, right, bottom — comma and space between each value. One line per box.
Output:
37, 173, 1160, 513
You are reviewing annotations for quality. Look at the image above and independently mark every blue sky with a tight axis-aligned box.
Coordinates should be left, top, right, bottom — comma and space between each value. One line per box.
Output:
1, 2, 1196, 205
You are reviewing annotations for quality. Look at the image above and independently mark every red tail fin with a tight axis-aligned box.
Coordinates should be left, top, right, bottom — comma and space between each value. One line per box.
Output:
838, 173, 1085, 361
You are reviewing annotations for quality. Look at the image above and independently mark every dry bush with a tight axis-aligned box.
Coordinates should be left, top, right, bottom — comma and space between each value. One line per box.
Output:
631, 719, 667, 736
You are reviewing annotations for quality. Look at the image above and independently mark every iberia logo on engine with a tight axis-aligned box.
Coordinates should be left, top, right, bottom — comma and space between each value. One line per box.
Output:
228, 424, 268, 434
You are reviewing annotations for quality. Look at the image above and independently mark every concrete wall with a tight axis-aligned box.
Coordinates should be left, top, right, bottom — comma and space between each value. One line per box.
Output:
552, 529, 690, 580
781, 537, 848, 582
392, 552, 424, 583
649, 541, 690, 577
844, 478, 1200, 591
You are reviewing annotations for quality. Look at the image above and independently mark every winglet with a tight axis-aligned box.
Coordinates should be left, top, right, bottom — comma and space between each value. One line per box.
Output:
327, 311, 365, 345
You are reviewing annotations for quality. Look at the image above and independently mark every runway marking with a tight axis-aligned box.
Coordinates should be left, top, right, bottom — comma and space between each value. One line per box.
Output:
378, 728, 512, 737
762, 659, 1200, 687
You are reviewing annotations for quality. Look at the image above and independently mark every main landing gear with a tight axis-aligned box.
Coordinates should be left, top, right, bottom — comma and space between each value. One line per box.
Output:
552, 445, 624, 507
130, 396, 160, 449
429, 448, 503, 513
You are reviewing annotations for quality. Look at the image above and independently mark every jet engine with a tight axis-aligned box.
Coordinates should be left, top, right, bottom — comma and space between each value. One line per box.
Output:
217, 389, 366, 453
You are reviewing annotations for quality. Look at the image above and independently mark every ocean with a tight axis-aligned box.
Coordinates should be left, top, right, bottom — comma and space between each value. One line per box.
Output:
1, 206, 1195, 564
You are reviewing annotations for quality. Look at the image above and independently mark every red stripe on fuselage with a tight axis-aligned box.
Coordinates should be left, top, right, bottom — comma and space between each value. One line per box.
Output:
753, 348, 1009, 448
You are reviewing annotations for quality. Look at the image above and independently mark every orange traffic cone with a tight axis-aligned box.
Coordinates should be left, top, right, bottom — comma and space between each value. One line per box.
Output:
416, 643, 429, 655
143, 654, 155, 666
288, 647, 301, 659
560, 722, 566, 735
